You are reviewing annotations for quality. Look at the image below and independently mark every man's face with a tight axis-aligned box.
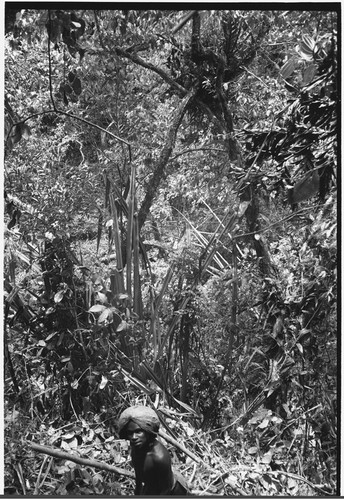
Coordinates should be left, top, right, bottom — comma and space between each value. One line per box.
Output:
126, 421, 150, 449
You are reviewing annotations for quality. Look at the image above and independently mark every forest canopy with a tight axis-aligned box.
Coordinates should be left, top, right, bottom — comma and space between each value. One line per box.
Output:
4, 6, 338, 496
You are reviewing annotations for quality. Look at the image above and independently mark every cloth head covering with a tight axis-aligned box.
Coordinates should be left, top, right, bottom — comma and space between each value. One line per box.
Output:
118, 405, 160, 439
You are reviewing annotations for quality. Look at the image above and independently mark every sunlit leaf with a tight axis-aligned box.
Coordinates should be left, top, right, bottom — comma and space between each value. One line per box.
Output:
71, 379, 79, 389
116, 320, 129, 332
248, 446, 258, 454
98, 307, 112, 323
21, 124, 31, 140
258, 418, 270, 429
63, 432, 75, 439
296, 342, 303, 354
261, 452, 273, 464
99, 375, 108, 389
88, 304, 106, 313
54, 290, 65, 303
96, 292, 108, 304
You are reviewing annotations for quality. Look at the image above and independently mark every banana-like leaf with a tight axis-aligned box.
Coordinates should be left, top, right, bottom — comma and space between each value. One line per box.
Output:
96, 209, 103, 254
13, 250, 41, 274
119, 366, 155, 395
104, 174, 111, 209
109, 193, 123, 271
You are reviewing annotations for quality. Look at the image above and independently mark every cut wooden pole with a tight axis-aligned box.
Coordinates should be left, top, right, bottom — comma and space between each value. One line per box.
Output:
28, 442, 134, 479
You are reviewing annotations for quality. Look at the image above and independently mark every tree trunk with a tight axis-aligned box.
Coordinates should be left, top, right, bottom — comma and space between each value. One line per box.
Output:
138, 88, 197, 230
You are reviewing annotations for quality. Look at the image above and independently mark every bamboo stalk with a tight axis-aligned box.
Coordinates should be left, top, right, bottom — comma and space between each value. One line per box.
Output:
133, 213, 143, 318
126, 164, 136, 296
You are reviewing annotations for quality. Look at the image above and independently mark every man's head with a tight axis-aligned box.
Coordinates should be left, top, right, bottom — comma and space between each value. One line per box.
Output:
125, 420, 152, 449
118, 406, 160, 446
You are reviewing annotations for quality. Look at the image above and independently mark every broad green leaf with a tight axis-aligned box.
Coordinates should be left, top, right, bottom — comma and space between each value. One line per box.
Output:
300, 34, 316, 54
11, 123, 22, 145
303, 64, 317, 85
280, 58, 296, 79
72, 76, 82, 95
98, 308, 112, 323
111, 311, 122, 329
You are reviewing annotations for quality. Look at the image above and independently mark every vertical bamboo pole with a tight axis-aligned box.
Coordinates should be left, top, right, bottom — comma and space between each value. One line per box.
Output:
126, 165, 136, 298
133, 210, 143, 319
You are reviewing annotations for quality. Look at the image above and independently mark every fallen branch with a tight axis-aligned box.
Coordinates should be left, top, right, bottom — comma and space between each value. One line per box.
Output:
159, 430, 203, 465
28, 442, 135, 479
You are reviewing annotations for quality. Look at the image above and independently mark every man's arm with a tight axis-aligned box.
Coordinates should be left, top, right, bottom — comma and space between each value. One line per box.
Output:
131, 453, 143, 495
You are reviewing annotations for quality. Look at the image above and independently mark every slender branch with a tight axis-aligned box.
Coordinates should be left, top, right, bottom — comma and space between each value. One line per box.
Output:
34, 455, 49, 495
170, 147, 227, 161
172, 10, 198, 34
159, 430, 202, 465
114, 45, 187, 97
6, 109, 132, 160
47, 11, 57, 111
233, 205, 313, 240
241, 65, 270, 89
93, 10, 104, 48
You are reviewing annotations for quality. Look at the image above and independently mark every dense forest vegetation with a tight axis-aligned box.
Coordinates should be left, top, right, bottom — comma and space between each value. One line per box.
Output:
4, 7, 338, 496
